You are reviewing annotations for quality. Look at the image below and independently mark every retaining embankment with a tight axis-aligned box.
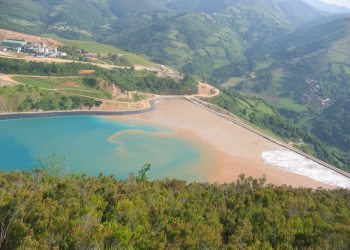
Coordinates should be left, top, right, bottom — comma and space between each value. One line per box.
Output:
0, 100, 158, 121
186, 97, 350, 180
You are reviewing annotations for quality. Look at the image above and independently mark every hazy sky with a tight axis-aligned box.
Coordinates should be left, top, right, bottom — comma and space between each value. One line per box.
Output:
322, 0, 350, 8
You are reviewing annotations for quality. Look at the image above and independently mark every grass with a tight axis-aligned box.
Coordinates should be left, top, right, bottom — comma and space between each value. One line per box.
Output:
60, 39, 126, 54
221, 77, 245, 88
60, 39, 155, 66
271, 68, 284, 84
0, 85, 60, 112
13, 76, 111, 100
62, 89, 111, 99
275, 98, 307, 112
246, 99, 276, 116
255, 61, 272, 70
123, 54, 154, 67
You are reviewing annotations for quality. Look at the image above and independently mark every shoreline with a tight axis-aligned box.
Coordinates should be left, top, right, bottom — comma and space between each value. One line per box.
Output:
1, 97, 349, 187
0, 99, 159, 121
104, 99, 342, 189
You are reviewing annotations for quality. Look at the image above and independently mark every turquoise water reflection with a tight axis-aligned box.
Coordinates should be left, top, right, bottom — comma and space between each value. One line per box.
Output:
0, 116, 203, 181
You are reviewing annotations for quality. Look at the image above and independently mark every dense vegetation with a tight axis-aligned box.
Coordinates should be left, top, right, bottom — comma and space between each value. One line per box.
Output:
1, 3, 350, 248
207, 15, 350, 172
0, 58, 197, 95
0, 0, 322, 76
312, 99, 350, 151
0, 57, 98, 76
0, 85, 101, 112
59, 39, 154, 67
0, 167, 349, 250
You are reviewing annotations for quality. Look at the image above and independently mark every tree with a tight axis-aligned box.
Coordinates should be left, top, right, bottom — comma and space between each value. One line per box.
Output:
38, 153, 67, 177
137, 163, 151, 182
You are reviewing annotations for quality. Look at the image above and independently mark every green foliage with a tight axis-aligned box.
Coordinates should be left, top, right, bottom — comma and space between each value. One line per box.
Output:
0, 85, 101, 112
17, 93, 101, 111
60, 40, 126, 54
0, 57, 98, 76
0, 172, 349, 249
0, 0, 322, 76
228, 16, 350, 171
38, 154, 67, 177
137, 163, 151, 182
13, 76, 112, 99
312, 99, 350, 151
96, 70, 198, 95
60, 39, 154, 66
82, 78, 98, 88
0, 58, 198, 95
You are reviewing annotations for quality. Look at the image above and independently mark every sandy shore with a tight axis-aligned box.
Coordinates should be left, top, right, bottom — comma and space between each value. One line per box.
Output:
106, 99, 332, 188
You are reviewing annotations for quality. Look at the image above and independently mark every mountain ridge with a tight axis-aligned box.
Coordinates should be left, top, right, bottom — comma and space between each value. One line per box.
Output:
0, 0, 323, 76
303, 0, 350, 13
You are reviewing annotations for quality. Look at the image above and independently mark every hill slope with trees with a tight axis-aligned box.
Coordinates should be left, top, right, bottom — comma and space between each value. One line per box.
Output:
0, 0, 322, 76
0, 168, 349, 249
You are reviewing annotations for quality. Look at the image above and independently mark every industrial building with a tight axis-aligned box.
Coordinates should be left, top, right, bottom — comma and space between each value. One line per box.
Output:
1, 39, 27, 52
0, 38, 63, 57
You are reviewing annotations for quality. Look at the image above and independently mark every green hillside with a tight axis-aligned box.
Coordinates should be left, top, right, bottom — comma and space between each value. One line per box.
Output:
237, 16, 350, 106
0, 57, 197, 112
60, 40, 126, 54
2, 4, 350, 248
0, 170, 349, 249
0, 0, 323, 76
107, 0, 322, 76
312, 99, 350, 152
226, 15, 350, 167
60, 39, 155, 66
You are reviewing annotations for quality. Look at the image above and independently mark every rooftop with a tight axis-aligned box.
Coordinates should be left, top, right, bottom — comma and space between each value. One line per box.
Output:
3, 38, 25, 42
1, 39, 27, 45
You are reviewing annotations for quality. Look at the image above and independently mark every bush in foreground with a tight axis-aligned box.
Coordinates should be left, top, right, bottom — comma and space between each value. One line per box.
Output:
0, 171, 349, 249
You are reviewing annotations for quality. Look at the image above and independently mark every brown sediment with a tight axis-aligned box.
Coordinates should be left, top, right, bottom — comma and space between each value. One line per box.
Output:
104, 99, 332, 189
108, 129, 175, 143
91, 99, 152, 112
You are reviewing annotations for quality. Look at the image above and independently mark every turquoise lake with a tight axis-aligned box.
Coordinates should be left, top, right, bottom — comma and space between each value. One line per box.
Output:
0, 116, 205, 181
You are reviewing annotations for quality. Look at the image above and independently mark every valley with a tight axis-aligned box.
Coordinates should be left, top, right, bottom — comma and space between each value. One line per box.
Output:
1, 1, 350, 249
0, 14, 349, 185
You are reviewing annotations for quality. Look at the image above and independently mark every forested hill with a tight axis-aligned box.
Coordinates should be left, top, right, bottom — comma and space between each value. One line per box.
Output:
220, 13, 350, 169
312, 99, 350, 151
0, 0, 322, 76
0, 170, 349, 249
248, 15, 350, 105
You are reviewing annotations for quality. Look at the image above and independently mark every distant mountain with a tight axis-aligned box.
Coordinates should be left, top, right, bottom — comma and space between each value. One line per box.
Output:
0, 0, 323, 76
237, 15, 350, 156
303, 0, 350, 13
240, 15, 350, 106
271, 15, 350, 100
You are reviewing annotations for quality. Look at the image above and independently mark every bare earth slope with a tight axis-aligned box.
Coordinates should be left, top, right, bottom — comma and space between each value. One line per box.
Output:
0, 29, 62, 47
